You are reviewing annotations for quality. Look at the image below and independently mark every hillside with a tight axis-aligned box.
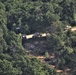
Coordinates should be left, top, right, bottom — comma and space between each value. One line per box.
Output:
0, 0, 76, 75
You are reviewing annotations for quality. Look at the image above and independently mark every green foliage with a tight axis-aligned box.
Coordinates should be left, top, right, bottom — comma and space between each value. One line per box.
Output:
45, 51, 50, 58
0, 59, 22, 75
0, 0, 76, 75
46, 34, 64, 52
0, 37, 8, 53
0, 28, 3, 37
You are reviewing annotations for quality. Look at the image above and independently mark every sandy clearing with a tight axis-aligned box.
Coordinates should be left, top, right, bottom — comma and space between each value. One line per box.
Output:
71, 27, 76, 31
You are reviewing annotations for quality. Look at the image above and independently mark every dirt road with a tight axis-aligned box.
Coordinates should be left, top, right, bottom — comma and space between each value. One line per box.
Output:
71, 27, 76, 31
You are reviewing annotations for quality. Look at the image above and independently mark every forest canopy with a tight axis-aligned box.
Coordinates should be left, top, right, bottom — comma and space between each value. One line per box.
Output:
0, 0, 76, 75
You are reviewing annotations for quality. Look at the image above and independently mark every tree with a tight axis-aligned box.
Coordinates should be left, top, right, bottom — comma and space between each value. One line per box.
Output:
0, 37, 8, 53
45, 51, 49, 58
0, 59, 22, 75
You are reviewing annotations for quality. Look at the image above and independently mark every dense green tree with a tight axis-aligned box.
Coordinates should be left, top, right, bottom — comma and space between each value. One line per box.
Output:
0, 0, 76, 75
0, 59, 22, 75
0, 37, 8, 53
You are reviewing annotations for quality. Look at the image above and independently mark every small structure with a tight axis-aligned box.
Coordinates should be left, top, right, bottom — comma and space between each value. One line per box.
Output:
26, 34, 34, 39
22, 34, 26, 38
33, 32, 42, 38
22, 33, 49, 39
16, 27, 20, 34
16, 27, 20, 30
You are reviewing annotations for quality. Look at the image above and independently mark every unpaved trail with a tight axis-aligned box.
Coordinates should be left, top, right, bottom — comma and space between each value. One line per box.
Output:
25, 33, 47, 39
71, 27, 76, 31
23, 27, 76, 40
